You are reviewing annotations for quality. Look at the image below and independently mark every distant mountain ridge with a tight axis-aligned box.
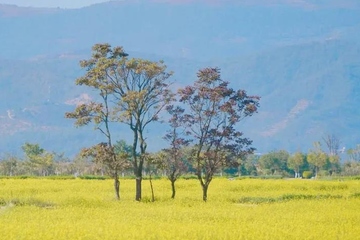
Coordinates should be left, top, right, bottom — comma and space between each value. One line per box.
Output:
0, 1, 359, 157
0, 4, 61, 17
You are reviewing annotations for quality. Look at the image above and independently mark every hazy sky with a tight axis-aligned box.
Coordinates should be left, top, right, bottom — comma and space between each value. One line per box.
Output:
1, 0, 359, 9
0, 0, 114, 8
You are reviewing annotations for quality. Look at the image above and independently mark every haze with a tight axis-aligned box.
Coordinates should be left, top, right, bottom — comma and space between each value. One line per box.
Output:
0, 0, 113, 8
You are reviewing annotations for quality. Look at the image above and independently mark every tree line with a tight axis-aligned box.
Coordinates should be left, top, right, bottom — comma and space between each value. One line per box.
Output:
1, 139, 360, 201
2, 139, 359, 176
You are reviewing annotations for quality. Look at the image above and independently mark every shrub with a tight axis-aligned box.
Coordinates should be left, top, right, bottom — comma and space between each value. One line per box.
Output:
302, 171, 313, 179
45, 175, 76, 180
78, 175, 109, 180
246, 175, 283, 180
181, 175, 198, 180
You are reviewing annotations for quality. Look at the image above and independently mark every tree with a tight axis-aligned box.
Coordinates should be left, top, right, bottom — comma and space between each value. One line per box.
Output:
68, 43, 174, 201
158, 105, 190, 198
258, 150, 289, 175
307, 142, 327, 178
22, 143, 54, 176
113, 140, 133, 176
71, 153, 93, 176
287, 152, 305, 178
143, 153, 157, 202
347, 145, 360, 162
115, 58, 174, 201
53, 152, 72, 176
0, 154, 20, 176
65, 44, 129, 200
322, 134, 340, 156
178, 67, 260, 201
241, 154, 259, 176
322, 134, 341, 175
80, 142, 130, 199
328, 154, 340, 175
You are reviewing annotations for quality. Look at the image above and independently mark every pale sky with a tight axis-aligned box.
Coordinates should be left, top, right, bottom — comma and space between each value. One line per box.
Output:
0, 0, 116, 8
1, 0, 359, 9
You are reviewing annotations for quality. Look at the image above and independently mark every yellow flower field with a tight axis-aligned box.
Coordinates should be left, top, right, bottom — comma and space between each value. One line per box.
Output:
0, 178, 359, 240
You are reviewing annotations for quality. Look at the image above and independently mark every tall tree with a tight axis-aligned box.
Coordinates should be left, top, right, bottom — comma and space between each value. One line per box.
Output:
178, 67, 260, 201
65, 43, 129, 200
68, 43, 174, 201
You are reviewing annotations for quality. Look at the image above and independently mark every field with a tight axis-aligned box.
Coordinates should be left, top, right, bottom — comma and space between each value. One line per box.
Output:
0, 178, 359, 240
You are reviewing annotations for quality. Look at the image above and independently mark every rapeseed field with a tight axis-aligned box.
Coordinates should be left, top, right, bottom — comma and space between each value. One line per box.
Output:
0, 178, 359, 239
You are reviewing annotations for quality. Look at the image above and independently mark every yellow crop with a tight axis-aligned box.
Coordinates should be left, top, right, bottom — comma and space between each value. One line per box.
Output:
0, 178, 359, 239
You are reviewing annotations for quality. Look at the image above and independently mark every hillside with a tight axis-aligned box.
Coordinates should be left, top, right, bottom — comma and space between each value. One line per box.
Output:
222, 40, 360, 153
0, 1, 359, 157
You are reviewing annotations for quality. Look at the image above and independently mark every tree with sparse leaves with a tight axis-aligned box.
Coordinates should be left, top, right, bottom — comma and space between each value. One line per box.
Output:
159, 105, 191, 199
80, 142, 130, 198
67, 43, 174, 201
322, 134, 340, 156
112, 53, 174, 201
178, 67, 260, 201
65, 44, 129, 200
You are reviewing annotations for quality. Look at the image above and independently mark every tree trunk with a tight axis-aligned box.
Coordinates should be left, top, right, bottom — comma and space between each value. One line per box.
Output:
114, 173, 120, 200
202, 184, 209, 202
149, 172, 155, 202
171, 180, 176, 199
136, 177, 142, 201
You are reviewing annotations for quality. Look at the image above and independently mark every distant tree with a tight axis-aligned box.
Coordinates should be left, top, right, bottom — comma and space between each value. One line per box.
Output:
70, 43, 174, 201
342, 161, 360, 176
258, 150, 289, 175
307, 142, 327, 178
241, 154, 259, 176
287, 152, 305, 178
53, 152, 71, 175
22, 143, 54, 176
71, 154, 93, 176
178, 67, 260, 201
347, 144, 360, 162
0, 154, 20, 176
322, 134, 340, 156
113, 140, 133, 175
114, 140, 133, 157
327, 154, 340, 175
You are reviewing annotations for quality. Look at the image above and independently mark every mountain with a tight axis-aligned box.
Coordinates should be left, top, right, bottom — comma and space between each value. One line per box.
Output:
0, 1, 359, 157
221, 40, 360, 153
